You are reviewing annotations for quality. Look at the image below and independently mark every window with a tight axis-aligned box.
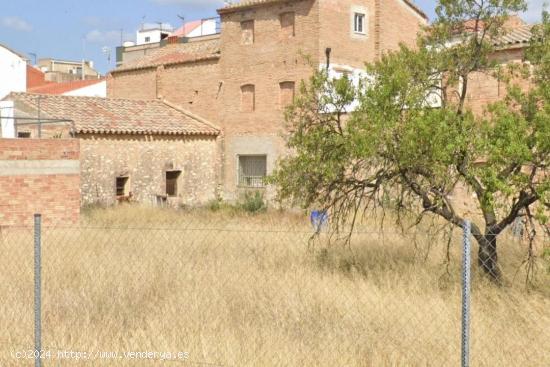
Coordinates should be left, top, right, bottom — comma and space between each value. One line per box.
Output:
17, 131, 31, 138
238, 155, 267, 188
165, 170, 181, 197
241, 84, 255, 112
354, 12, 366, 34
241, 20, 254, 45
145, 36, 151, 43
279, 81, 295, 108
116, 176, 129, 197
280, 12, 295, 39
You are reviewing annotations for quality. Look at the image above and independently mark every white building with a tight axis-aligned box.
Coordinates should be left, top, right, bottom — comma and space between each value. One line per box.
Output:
172, 18, 218, 38
136, 24, 174, 45
0, 44, 27, 99
63, 80, 106, 97
28, 78, 106, 98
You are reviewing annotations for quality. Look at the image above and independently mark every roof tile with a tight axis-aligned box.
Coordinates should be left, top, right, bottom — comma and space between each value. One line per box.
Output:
28, 79, 105, 95
113, 38, 221, 73
5, 93, 219, 136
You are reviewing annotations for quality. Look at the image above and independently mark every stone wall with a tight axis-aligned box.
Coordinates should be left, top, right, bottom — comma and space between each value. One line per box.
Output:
79, 134, 219, 207
0, 138, 80, 226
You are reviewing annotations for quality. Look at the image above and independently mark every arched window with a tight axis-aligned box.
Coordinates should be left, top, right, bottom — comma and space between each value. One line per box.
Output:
279, 81, 295, 108
241, 84, 255, 112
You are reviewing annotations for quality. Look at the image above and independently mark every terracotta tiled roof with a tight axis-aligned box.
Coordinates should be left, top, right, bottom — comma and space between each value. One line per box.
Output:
218, 0, 428, 20
493, 24, 533, 48
4, 93, 219, 136
113, 38, 221, 73
453, 16, 534, 49
28, 79, 105, 95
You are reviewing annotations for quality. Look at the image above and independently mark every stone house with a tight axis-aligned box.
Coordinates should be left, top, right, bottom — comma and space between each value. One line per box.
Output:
2, 92, 220, 207
107, 0, 429, 201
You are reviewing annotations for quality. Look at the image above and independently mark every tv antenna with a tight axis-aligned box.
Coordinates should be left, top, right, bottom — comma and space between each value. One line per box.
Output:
102, 46, 111, 65
177, 14, 185, 26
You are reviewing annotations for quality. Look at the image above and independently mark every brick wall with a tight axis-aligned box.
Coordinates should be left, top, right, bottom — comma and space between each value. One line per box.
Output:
106, 0, 428, 201
0, 138, 80, 227
107, 68, 157, 100
158, 59, 221, 123
318, 0, 377, 67
464, 48, 532, 115
379, 0, 427, 54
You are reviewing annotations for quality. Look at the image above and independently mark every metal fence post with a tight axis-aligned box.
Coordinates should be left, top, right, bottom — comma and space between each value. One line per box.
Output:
34, 214, 42, 367
461, 220, 471, 367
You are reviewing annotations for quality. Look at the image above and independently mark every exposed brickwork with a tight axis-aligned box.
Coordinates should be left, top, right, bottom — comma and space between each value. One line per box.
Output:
0, 139, 80, 227
106, 0, 429, 201
108, 69, 157, 100
379, 0, 427, 54
319, 0, 377, 67
158, 59, 221, 123
0, 138, 79, 160
463, 48, 532, 116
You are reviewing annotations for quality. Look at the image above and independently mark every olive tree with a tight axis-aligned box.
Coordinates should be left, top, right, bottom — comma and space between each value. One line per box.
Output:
271, 0, 549, 281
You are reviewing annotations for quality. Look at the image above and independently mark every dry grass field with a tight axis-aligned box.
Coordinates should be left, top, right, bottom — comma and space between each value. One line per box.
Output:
0, 205, 549, 366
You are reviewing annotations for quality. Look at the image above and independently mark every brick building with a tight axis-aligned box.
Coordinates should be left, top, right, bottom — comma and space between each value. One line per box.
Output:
2, 93, 220, 207
108, 0, 429, 201
461, 17, 534, 115
0, 138, 80, 226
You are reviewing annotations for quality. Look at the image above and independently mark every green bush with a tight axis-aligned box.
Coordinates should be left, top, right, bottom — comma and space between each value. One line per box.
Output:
205, 198, 223, 212
239, 191, 267, 214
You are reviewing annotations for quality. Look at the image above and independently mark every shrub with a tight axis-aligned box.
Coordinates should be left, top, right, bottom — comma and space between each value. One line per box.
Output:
239, 191, 267, 214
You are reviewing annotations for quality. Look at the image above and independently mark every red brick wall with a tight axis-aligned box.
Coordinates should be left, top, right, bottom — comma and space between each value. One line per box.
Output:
159, 59, 221, 123
0, 139, 80, 227
461, 48, 531, 116
318, 0, 377, 67
107, 68, 157, 100
379, 0, 427, 54
26, 65, 47, 89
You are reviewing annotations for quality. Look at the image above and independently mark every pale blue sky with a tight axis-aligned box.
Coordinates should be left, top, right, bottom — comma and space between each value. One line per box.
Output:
0, 0, 546, 74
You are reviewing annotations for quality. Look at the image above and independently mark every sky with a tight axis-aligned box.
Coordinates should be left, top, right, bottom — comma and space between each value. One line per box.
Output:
0, 0, 547, 75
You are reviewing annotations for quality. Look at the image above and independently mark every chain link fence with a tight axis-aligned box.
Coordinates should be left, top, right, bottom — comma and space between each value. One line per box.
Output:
0, 208, 549, 366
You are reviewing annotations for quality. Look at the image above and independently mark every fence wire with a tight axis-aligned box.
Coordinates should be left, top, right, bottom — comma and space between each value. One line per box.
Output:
0, 209, 549, 366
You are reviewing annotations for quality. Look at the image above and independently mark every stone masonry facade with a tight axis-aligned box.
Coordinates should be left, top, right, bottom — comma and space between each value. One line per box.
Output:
0, 138, 80, 226
79, 134, 219, 207
2, 93, 221, 210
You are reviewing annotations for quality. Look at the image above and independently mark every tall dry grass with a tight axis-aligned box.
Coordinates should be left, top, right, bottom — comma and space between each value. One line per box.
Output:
0, 205, 549, 366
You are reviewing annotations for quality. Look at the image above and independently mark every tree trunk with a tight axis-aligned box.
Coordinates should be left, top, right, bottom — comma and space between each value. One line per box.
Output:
477, 232, 502, 282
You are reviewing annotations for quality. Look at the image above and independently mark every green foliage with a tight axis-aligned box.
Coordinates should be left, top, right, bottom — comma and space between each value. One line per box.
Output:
239, 191, 267, 214
271, 0, 549, 279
